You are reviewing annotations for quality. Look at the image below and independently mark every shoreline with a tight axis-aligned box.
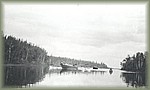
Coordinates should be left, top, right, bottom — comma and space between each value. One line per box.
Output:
3, 64, 48, 67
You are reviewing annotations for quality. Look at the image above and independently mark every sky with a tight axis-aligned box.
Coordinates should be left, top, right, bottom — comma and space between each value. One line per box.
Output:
3, 2, 147, 68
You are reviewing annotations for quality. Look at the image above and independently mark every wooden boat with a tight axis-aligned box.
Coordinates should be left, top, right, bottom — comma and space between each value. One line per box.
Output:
60, 62, 78, 70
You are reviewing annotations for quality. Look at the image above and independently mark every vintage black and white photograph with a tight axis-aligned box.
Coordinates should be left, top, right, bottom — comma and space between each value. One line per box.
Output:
2, 2, 147, 88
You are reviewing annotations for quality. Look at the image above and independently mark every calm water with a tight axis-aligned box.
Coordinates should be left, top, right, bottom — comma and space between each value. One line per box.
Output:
3, 66, 146, 88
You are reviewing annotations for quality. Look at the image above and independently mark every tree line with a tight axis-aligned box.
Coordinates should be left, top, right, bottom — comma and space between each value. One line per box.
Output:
3, 35, 108, 68
120, 52, 147, 72
4, 35, 49, 65
49, 55, 108, 68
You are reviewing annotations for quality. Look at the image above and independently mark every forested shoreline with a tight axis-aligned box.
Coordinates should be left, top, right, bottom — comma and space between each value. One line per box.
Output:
3, 35, 108, 68
3, 35, 147, 88
4, 35, 147, 71
120, 52, 147, 72
49, 55, 108, 68
4, 35, 49, 66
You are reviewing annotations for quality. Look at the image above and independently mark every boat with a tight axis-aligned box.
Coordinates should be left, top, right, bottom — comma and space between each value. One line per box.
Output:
93, 66, 98, 69
60, 62, 78, 70
109, 68, 113, 74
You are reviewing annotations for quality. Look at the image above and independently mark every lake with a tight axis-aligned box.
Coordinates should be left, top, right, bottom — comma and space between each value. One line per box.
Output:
3, 66, 146, 88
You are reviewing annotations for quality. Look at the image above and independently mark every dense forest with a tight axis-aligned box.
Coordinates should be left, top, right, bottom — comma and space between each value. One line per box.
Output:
120, 52, 147, 72
49, 55, 108, 68
3, 35, 108, 68
4, 35, 49, 66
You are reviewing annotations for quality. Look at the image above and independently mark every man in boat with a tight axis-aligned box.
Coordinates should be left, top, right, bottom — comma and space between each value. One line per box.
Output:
109, 68, 113, 74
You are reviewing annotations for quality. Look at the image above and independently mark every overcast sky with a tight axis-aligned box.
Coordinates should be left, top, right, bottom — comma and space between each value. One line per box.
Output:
3, 2, 147, 68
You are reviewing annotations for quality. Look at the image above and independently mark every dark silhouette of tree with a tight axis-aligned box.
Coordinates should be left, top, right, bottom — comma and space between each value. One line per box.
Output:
4, 35, 108, 68
4, 35, 49, 65
120, 52, 147, 72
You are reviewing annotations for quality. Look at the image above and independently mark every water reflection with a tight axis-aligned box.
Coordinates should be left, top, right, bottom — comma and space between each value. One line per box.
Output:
59, 69, 106, 75
3, 66, 146, 88
48, 68, 107, 76
109, 70, 113, 75
3, 66, 49, 88
120, 72, 146, 88
60, 69, 78, 74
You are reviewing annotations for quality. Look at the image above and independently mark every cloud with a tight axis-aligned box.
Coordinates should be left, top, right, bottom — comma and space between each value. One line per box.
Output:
3, 3, 146, 68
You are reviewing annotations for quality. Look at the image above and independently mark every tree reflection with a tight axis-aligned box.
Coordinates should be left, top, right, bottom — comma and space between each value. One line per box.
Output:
120, 72, 146, 88
3, 66, 49, 88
